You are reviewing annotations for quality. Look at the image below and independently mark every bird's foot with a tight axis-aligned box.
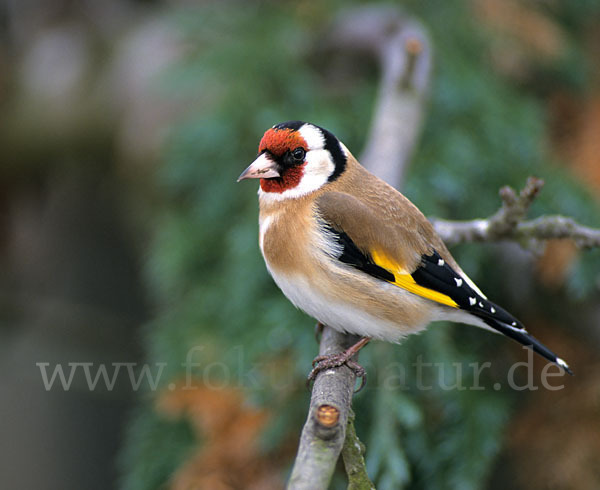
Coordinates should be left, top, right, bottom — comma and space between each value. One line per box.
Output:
307, 337, 370, 392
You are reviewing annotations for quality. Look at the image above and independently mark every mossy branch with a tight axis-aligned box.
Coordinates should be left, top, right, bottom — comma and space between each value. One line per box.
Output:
341, 411, 376, 490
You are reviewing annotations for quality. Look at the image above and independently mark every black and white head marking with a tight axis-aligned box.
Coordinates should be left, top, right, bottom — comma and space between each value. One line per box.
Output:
258, 121, 347, 202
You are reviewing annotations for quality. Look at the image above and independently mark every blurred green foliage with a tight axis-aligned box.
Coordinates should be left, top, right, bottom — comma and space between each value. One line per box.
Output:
120, 1, 600, 489
120, 408, 196, 490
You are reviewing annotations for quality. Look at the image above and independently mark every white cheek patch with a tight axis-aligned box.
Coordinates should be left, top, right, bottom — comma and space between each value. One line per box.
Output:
303, 148, 335, 186
258, 148, 335, 202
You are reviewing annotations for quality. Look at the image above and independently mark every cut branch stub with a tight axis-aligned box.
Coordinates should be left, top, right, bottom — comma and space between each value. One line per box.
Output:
400, 37, 423, 90
316, 404, 341, 429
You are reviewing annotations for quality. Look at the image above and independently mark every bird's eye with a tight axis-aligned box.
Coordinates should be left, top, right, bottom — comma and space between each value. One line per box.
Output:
292, 147, 306, 162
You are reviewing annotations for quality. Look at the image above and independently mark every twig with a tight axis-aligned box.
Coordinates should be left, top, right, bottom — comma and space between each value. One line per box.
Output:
431, 177, 600, 248
358, 16, 431, 189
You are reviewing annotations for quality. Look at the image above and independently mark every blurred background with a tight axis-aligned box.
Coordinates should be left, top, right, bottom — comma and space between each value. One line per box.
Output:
1, 1, 600, 489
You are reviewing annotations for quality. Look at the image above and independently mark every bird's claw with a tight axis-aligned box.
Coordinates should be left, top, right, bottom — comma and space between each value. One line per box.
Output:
306, 351, 367, 393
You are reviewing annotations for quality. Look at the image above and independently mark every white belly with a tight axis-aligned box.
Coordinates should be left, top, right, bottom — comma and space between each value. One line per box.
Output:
266, 265, 415, 343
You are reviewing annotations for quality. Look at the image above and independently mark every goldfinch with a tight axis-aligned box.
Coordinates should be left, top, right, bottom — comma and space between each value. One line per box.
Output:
238, 121, 572, 377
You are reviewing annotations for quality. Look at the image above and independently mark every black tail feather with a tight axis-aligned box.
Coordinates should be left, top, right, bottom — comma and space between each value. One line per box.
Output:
481, 317, 573, 375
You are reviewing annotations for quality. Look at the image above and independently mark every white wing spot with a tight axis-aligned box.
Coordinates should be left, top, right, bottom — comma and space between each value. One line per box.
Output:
511, 321, 517, 326
469, 297, 477, 306
479, 301, 484, 308
438, 259, 445, 266
454, 278, 463, 287
507, 323, 526, 333
490, 307, 496, 313
556, 358, 569, 370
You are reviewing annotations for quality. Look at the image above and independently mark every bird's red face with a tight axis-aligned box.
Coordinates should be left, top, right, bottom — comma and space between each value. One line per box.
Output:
256, 127, 308, 193
238, 121, 348, 200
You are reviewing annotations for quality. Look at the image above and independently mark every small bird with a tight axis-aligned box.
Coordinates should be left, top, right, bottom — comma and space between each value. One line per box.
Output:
238, 121, 572, 379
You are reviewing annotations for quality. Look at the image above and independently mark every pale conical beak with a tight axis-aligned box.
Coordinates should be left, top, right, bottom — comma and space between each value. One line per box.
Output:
237, 153, 280, 182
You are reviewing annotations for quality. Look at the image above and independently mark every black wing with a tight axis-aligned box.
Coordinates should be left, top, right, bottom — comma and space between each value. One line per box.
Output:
412, 250, 572, 374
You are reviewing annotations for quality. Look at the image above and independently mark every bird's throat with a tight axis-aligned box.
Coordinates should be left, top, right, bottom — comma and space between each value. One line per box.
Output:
260, 163, 306, 193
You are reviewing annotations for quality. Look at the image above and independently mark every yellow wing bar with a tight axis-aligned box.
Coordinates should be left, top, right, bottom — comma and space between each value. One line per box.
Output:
371, 250, 458, 308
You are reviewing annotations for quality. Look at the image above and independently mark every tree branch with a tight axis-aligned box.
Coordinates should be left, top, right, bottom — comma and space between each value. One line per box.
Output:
287, 7, 432, 489
287, 329, 361, 489
430, 177, 600, 249
326, 5, 432, 188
